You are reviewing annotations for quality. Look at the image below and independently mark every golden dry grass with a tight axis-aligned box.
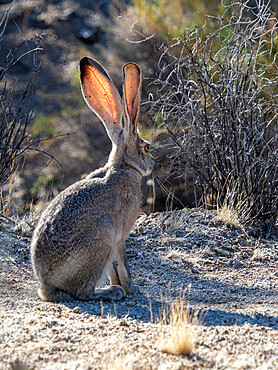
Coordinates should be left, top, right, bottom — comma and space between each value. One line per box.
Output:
216, 190, 251, 229
158, 296, 199, 356
216, 203, 242, 228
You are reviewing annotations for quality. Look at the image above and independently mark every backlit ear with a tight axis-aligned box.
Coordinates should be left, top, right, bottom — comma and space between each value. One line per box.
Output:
80, 57, 122, 141
122, 63, 141, 136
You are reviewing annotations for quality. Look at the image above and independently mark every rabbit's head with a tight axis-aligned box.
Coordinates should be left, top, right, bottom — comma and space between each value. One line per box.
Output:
80, 57, 153, 176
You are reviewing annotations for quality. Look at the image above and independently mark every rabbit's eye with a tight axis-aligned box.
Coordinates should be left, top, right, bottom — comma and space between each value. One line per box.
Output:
144, 144, 150, 153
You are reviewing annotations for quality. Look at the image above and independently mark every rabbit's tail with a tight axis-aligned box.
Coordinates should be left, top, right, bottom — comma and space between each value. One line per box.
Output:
38, 284, 73, 302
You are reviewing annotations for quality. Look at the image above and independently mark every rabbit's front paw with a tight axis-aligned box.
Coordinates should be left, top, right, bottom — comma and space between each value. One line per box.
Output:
92, 285, 127, 301
110, 285, 127, 301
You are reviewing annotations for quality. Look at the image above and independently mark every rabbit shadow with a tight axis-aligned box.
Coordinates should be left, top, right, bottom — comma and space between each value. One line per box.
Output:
60, 284, 278, 330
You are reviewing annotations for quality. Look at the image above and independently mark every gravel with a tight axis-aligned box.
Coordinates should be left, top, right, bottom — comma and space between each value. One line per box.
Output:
0, 208, 277, 369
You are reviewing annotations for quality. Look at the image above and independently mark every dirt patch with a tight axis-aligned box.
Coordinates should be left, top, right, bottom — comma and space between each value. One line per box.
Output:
0, 209, 277, 369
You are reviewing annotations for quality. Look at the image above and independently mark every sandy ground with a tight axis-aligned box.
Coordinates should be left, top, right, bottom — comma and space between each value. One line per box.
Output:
0, 208, 277, 369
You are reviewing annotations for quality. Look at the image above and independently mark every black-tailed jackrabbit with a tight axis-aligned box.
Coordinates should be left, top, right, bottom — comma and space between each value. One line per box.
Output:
31, 57, 154, 302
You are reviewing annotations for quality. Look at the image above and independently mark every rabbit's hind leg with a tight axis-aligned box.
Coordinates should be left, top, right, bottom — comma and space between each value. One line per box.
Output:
37, 284, 73, 302
73, 225, 126, 302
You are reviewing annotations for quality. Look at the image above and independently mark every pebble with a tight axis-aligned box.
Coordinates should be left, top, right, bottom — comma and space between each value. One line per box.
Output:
72, 307, 81, 313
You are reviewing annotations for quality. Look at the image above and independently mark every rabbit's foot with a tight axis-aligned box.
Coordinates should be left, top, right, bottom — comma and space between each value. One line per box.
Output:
119, 277, 140, 295
129, 284, 140, 295
91, 285, 127, 301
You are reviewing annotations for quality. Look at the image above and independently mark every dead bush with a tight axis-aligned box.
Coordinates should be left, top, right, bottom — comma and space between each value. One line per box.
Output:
153, 0, 278, 235
0, 4, 42, 190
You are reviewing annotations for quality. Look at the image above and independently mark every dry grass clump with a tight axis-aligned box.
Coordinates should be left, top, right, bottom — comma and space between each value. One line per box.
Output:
158, 296, 199, 356
217, 204, 242, 229
216, 190, 251, 229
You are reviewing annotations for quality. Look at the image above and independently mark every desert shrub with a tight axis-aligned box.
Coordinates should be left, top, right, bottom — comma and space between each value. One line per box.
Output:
30, 174, 54, 199
153, 0, 278, 234
31, 113, 60, 139
0, 4, 42, 189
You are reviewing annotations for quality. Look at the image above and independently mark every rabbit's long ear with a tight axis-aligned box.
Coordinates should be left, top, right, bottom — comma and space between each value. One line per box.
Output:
122, 63, 141, 139
80, 57, 122, 142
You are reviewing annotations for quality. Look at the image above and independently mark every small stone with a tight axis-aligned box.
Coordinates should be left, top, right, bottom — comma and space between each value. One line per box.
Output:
137, 226, 144, 233
72, 306, 81, 313
119, 320, 129, 327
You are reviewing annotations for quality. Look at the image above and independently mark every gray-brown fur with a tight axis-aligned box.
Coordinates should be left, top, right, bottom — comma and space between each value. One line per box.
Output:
31, 58, 154, 302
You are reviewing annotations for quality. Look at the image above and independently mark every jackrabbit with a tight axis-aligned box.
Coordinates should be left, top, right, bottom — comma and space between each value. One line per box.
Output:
31, 57, 154, 302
